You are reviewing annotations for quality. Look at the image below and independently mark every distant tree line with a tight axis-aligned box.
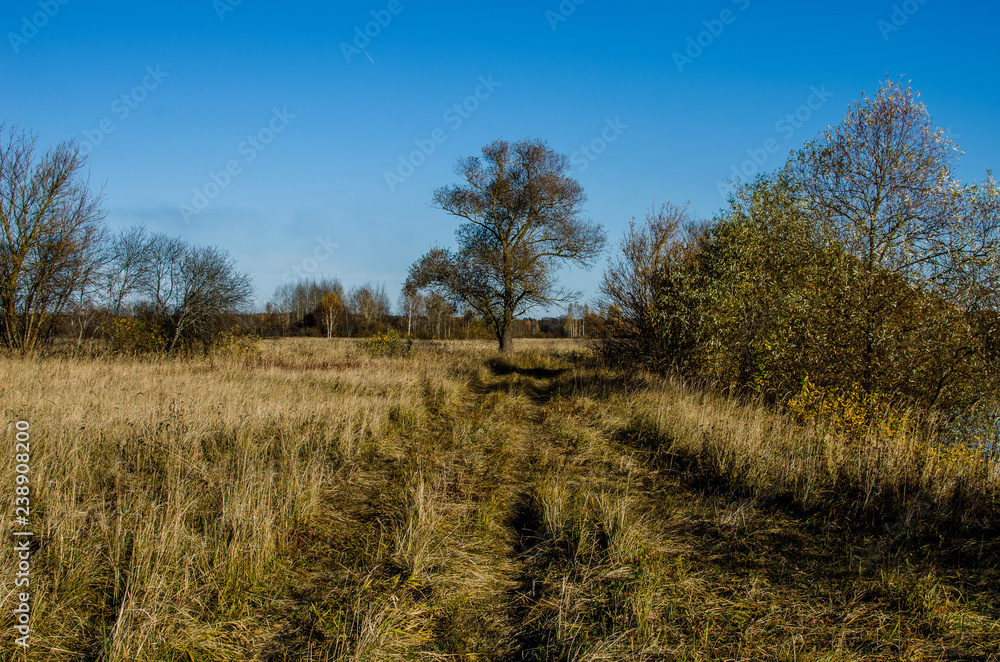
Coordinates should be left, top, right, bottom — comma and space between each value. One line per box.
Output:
259, 277, 604, 341
265, 279, 395, 338
2, 121, 607, 354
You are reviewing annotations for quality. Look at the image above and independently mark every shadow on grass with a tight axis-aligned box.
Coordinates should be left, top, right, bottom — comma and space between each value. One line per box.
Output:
616, 416, 1000, 620
479, 356, 655, 411
502, 489, 561, 662
486, 357, 567, 380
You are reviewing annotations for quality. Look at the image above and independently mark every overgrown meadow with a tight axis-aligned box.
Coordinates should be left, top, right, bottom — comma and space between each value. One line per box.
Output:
2, 338, 998, 661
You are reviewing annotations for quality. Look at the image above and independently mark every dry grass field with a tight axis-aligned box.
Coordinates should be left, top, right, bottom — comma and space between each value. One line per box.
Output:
1, 338, 998, 661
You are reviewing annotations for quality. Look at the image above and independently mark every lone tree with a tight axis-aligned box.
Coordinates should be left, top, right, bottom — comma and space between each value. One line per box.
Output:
407, 138, 606, 354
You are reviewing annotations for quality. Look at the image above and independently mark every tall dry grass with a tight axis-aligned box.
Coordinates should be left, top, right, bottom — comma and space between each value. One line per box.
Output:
625, 377, 1000, 528
0, 339, 457, 660
512, 363, 1000, 660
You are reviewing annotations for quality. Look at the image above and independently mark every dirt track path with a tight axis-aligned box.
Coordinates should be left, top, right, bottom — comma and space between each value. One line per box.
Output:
443, 359, 572, 660
368, 354, 601, 660
458, 358, 645, 661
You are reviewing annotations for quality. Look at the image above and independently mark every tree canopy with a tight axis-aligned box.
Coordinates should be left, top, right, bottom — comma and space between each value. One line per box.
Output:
407, 138, 605, 353
601, 77, 1000, 418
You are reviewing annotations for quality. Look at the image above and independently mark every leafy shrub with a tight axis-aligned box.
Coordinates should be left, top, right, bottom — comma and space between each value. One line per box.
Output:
108, 317, 168, 355
213, 329, 261, 361
785, 376, 912, 444
359, 329, 413, 357
786, 376, 996, 475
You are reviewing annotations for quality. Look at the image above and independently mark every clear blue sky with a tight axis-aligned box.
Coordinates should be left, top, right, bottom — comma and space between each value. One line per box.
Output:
3, 0, 998, 313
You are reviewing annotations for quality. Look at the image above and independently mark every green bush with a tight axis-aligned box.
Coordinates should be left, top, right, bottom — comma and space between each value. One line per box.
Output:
359, 329, 413, 357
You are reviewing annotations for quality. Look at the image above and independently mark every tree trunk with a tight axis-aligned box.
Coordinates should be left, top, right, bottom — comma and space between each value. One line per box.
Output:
498, 311, 514, 354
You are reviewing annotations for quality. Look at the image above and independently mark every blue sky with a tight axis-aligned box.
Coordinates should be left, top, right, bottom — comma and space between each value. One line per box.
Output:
3, 0, 998, 313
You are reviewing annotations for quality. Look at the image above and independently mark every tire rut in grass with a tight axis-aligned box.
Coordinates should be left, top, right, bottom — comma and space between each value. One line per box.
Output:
263, 354, 622, 660
477, 363, 585, 661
